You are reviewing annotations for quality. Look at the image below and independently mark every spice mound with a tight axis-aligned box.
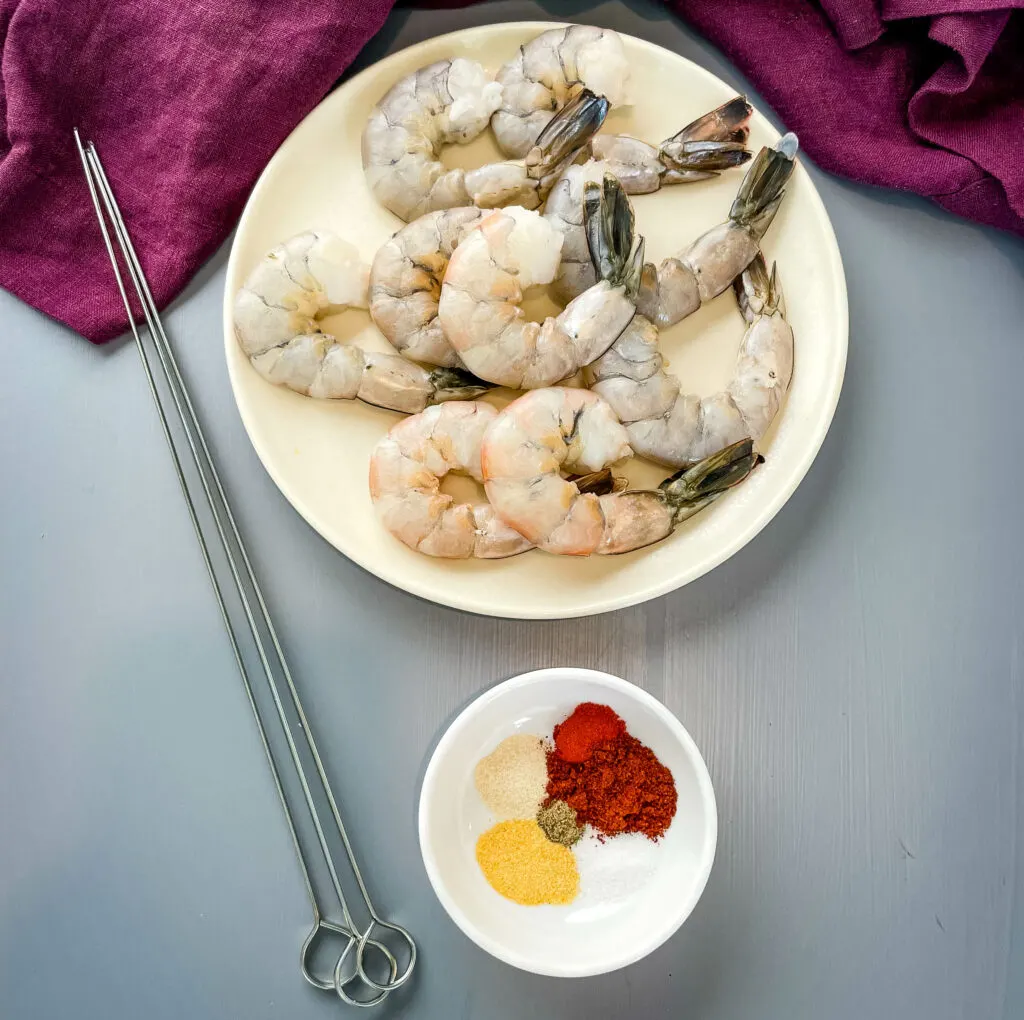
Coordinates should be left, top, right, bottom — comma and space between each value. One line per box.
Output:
553, 702, 624, 762
470, 703, 676, 907
537, 799, 583, 847
546, 734, 676, 840
475, 820, 579, 906
474, 734, 547, 820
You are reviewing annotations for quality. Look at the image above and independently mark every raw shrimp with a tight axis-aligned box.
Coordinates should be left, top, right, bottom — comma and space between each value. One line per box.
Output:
369, 207, 485, 368
491, 26, 631, 158
362, 58, 501, 222
367, 94, 609, 371
587, 254, 794, 467
589, 95, 752, 191
437, 177, 643, 389
233, 231, 488, 413
480, 388, 762, 556
636, 134, 799, 328
463, 89, 609, 211
363, 55, 606, 221
545, 97, 753, 300
369, 402, 533, 559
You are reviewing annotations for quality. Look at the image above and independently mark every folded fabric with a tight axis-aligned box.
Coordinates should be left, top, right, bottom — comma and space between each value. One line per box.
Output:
0, 0, 393, 342
669, 0, 1023, 238
0, 0, 1020, 343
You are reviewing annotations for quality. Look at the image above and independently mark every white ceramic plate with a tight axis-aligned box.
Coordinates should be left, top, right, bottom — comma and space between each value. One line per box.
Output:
418, 667, 717, 976
223, 22, 848, 619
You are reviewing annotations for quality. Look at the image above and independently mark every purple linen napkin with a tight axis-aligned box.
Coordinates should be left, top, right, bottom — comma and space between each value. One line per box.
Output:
0, 0, 394, 342
670, 0, 1023, 238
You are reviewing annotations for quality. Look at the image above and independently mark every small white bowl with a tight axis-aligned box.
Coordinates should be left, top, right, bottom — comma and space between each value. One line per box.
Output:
418, 667, 717, 977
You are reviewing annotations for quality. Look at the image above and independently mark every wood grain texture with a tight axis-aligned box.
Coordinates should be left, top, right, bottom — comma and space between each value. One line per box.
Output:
1, 2, 1023, 1019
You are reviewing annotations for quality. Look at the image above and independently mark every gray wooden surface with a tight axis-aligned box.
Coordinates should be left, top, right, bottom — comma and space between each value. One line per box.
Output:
2, 2, 1023, 1017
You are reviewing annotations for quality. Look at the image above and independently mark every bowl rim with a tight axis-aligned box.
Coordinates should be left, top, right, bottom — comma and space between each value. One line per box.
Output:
417, 666, 718, 977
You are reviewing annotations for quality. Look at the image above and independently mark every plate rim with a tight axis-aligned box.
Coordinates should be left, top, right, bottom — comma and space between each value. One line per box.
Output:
416, 666, 719, 976
222, 20, 849, 620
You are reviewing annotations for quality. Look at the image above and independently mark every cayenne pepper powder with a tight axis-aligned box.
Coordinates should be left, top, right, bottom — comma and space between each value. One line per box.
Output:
553, 702, 625, 762
546, 704, 677, 840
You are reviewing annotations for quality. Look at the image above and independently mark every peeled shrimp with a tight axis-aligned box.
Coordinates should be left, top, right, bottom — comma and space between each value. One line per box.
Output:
366, 92, 609, 371
369, 401, 533, 559
363, 59, 605, 221
362, 58, 502, 222
437, 178, 643, 389
587, 254, 793, 467
636, 134, 799, 328
491, 26, 631, 158
369, 207, 485, 368
233, 231, 487, 413
545, 97, 754, 300
480, 388, 762, 555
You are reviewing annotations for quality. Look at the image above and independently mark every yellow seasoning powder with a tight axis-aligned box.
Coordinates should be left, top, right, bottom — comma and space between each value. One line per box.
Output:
476, 820, 579, 906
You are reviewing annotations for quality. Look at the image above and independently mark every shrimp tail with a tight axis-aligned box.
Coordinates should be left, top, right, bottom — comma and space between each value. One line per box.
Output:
658, 437, 763, 523
525, 88, 609, 181
428, 366, 493, 403
729, 132, 799, 238
663, 96, 753, 146
584, 174, 646, 299
659, 96, 754, 176
660, 139, 752, 176
734, 252, 786, 323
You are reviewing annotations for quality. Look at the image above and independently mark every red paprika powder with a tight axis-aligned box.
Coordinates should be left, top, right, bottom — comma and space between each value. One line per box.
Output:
546, 702, 677, 840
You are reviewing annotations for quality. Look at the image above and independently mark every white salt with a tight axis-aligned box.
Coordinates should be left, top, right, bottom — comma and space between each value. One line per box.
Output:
573, 830, 661, 905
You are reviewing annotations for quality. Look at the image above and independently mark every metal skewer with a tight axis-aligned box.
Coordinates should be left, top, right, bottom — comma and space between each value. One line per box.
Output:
74, 130, 416, 1008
